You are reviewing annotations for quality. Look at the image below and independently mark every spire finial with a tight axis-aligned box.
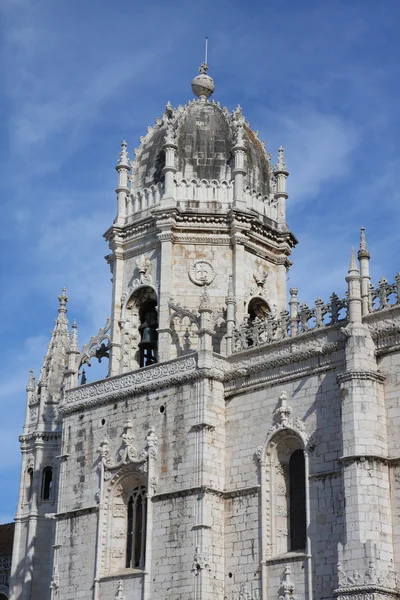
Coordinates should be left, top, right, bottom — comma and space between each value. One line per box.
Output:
58, 287, 68, 313
26, 370, 36, 392
275, 146, 288, 173
360, 227, 367, 251
358, 226, 370, 260
191, 38, 215, 101
348, 248, 359, 275
118, 140, 129, 167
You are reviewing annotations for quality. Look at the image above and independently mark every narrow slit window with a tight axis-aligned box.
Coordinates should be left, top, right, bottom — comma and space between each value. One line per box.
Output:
125, 486, 147, 569
26, 468, 33, 503
42, 467, 53, 501
289, 449, 307, 551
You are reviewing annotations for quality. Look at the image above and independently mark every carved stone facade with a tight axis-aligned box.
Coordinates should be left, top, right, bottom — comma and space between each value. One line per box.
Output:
9, 63, 400, 600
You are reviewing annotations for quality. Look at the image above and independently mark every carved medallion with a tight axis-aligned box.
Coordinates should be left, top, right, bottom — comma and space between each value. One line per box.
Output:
188, 260, 215, 286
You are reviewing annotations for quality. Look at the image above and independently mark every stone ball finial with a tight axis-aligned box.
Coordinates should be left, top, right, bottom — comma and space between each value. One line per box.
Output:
191, 62, 215, 101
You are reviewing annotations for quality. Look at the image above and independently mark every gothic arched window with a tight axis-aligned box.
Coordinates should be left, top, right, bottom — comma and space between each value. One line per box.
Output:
138, 300, 158, 367
264, 432, 308, 558
41, 467, 53, 501
126, 485, 147, 569
289, 449, 307, 551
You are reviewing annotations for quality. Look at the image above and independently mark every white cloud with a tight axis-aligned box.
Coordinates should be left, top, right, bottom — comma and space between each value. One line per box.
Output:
263, 110, 359, 203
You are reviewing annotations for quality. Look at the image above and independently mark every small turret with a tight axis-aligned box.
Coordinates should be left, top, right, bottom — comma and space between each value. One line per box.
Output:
273, 146, 289, 228
115, 140, 130, 224
64, 320, 80, 390
358, 227, 371, 315
345, 248, 362, 324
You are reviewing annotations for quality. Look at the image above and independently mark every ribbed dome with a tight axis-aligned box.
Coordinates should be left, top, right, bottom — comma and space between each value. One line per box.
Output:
131, 100, 271, 197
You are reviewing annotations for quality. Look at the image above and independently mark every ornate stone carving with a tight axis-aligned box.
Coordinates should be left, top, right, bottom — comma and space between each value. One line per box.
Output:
278, 565, 299, 600
337, 560, 399, 590
79, 318, 111, 369
130, 254, 153, 288
29, 407, 38, 423
189, 260, 216, 286
261, 390, 315, 451
115, 580, 125, 600
99, 421, 158, 476
225, 582, 260, 600
191, 546, 211, 573
62, 355, 197, 412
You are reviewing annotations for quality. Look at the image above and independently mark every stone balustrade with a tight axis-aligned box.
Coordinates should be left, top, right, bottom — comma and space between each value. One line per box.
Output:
370, 273, 400, 310
233, 289, 348, 353
125, 178, 278, 221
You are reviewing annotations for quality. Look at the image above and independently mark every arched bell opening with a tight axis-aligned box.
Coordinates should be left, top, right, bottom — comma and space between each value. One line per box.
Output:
121, 286, 159, 371
138, 298, 158, 367
247, 296, 270, 322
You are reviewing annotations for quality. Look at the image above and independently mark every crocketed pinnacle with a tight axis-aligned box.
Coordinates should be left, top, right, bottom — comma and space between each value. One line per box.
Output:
70, 319, 79, 352
117, 140, 129, 167
275, 146, 288, 173
358, 227, 370, 260
38, 288, 71, 397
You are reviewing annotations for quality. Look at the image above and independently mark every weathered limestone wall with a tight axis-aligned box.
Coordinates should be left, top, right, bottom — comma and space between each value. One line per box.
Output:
57, 366, 226, 599
225, 336, 346, 600
377, 346, 400, 577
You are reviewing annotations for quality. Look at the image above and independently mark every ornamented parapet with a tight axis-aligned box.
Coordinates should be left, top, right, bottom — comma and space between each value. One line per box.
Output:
232, 290, 347, 353
370, 274, 400, 311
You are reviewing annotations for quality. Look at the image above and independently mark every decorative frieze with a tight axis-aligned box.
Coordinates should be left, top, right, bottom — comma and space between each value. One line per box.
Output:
61, 355, 198, 413
337, 561, 399, 590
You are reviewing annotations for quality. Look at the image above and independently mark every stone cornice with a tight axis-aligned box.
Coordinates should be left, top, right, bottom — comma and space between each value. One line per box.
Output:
152, 484, 260, 502
225, 333, 345, 392
61, 355, 200, 415
339, 454, 400, 466
309, 468, 341, 481
45, 505, 98, 520
19, 431, 62, 443
337, 371, 386, 384
333, 585, 400, 598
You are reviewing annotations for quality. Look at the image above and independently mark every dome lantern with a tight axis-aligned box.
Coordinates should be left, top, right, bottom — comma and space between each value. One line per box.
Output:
191, 61, 215, 101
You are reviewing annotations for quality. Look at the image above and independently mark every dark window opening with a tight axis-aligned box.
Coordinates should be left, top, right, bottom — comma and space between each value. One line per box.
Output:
126, 486, 147, 569
289, 449, 307, 551
26, 468, 33, 503
248, 297, 270, 322
42, 466, 53, 501
138, 300, 158, 367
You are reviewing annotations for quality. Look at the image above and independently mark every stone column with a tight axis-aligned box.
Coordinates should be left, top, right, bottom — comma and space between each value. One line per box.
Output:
273, 146, 289, 230
115, 141, 130, 226
161, 124, 177, 208
225, 275, 236, 356
155, 213, 176, 361
358, 227, 371, 316
108, 237, 124, 376
64, 321, 80, 389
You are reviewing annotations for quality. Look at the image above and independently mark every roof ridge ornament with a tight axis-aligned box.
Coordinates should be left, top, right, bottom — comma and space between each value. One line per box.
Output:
191, 37, 215, 101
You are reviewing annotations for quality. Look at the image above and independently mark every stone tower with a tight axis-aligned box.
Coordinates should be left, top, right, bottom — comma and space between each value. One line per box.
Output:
9, 62, 400, 600
9, 290, 68, 599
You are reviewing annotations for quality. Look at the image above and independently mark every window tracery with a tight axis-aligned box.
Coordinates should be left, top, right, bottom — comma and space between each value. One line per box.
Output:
126, 485, 147, 569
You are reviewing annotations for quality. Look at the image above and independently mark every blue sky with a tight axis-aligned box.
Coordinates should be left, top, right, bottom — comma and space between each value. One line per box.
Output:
1, 0, 400, 521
